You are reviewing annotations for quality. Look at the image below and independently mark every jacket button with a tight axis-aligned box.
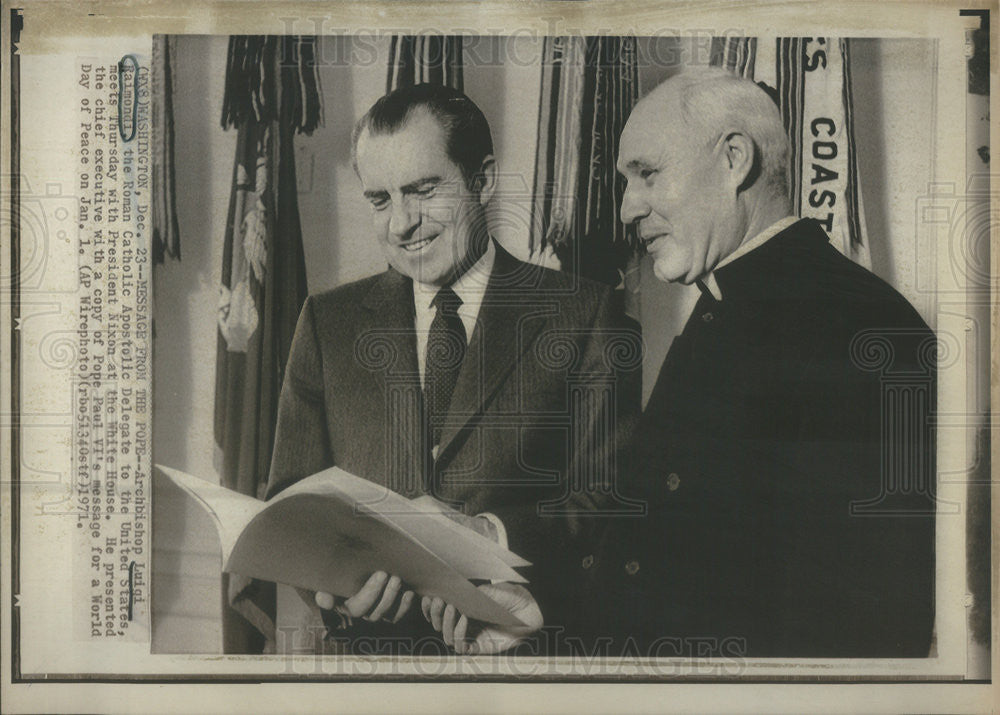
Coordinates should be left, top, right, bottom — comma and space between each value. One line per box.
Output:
702, 311, 714, 323
581, 554, 594, 569
625, 560, 640, 576
667, 472, 680, 491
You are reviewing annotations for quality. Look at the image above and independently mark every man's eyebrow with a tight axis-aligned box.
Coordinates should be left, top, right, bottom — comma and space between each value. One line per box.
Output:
400, 176, 442, 193
362, 176, 443, 199
624, 159, 653, 172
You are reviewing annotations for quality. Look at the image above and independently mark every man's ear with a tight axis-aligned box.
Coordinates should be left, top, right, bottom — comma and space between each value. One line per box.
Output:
474, 155, 498, 205
722, 131, 758, 194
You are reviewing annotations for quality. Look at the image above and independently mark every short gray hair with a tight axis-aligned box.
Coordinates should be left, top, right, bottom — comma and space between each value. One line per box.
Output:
663, 66, 790, 198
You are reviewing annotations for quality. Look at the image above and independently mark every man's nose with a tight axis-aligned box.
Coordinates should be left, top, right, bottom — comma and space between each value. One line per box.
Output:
619, 184, 648, 226
388, 199, 419, 239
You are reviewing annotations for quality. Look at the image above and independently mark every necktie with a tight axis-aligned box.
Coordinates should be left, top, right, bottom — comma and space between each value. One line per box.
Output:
424, 285, 467, 450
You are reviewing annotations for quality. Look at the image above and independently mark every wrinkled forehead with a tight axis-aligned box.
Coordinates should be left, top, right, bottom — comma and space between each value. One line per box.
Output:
617, 93, 683, 173
356, 110, 457, 182
358, 108, 445, 156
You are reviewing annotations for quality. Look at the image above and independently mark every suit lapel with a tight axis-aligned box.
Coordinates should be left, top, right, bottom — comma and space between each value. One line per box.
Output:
359, 269, 425, 494
360, 268, 420, 381
436, 244, 548, 462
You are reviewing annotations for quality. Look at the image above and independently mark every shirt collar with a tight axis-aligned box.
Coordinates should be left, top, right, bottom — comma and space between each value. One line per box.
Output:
413, 239, 496, 315
701, 215, 799, 301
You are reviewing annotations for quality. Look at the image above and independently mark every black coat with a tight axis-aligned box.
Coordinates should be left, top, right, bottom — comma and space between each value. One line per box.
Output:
590, 219, 936, 658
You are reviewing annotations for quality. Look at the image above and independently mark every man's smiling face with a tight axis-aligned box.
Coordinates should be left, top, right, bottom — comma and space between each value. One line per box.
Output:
355, 109, 489, 287
616, 92, 738, 285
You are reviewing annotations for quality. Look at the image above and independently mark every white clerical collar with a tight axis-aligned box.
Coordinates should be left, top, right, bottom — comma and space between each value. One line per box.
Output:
702, 215, 798, 301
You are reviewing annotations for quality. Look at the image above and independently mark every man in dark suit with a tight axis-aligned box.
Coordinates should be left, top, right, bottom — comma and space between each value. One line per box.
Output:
257, 84, 640, 655
589, 67, 936, 658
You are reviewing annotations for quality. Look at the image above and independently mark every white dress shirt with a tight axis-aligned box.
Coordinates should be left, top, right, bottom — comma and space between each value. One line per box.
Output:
412, 240, 496, 386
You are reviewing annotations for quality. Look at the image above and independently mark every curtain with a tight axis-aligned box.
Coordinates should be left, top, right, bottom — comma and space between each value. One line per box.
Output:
386, 35, 464, 91
215, 35, 320, 653
529, 36, 642, 314
151, 35, 180, 263
710, 37, 871, 267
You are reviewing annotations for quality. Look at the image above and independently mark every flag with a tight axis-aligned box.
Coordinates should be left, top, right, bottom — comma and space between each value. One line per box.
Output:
387, 35, 464, 91
711, 37, 871, 267
151, 35, 180, 263
529, 36, 642, 313
215, 34, 319, 653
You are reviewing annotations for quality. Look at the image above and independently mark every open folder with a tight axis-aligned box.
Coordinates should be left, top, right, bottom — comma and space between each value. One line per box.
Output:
156, 465, 532, 627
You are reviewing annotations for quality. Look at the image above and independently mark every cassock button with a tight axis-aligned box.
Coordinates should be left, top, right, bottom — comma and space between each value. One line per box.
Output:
666, 472, 680, 491
581, 554, 594, 569
625, 560, 640, 576
702, 311, 714, 323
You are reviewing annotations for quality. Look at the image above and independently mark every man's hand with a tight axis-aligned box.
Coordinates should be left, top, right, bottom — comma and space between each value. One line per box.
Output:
315, 571, 416, 623
421, 583, 543, 655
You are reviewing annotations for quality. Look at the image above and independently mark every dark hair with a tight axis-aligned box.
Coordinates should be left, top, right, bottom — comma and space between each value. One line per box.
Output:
351, 83, 494, 186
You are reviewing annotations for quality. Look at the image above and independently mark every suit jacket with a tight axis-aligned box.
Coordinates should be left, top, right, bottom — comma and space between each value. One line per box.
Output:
266, 242, 641, 652
589, 219, 936, 658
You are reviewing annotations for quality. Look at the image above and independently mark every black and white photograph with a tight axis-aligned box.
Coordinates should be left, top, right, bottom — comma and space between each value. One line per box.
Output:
149, 30, 974, 663
1, 1, 995, 712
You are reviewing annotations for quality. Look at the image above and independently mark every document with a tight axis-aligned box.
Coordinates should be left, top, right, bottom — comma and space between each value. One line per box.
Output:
157, 466, 530, 627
